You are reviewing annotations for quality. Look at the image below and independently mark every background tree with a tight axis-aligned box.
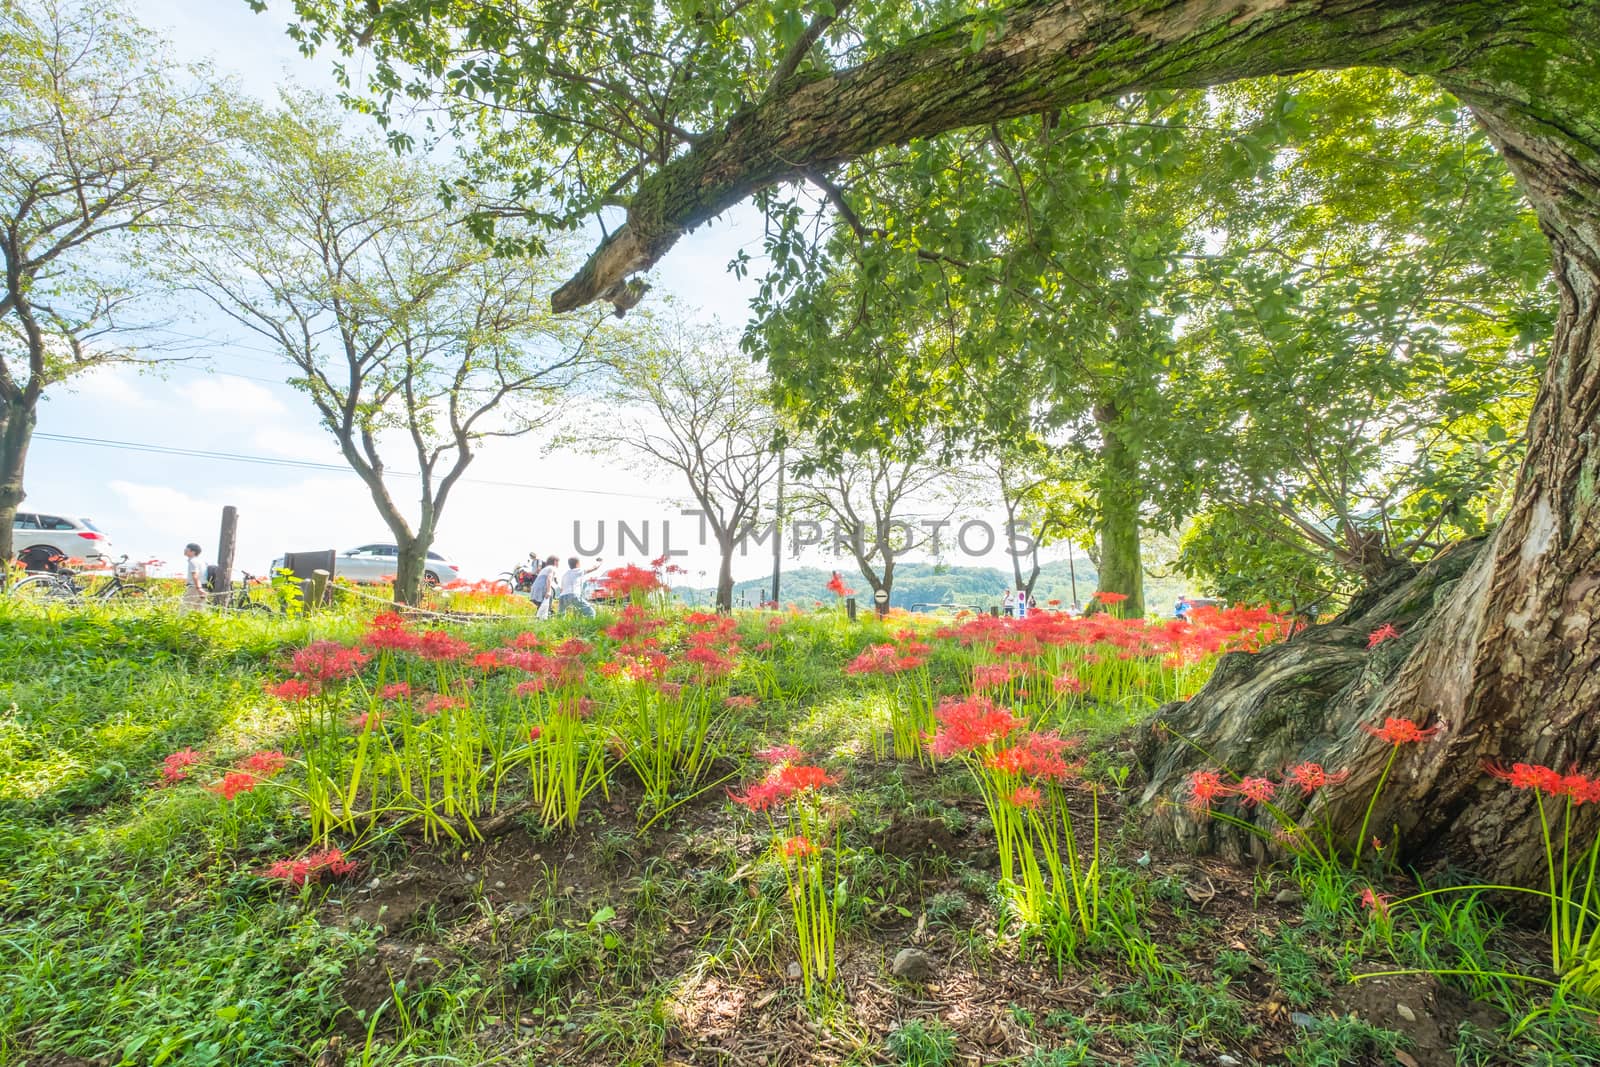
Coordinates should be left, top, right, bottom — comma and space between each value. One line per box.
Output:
168, 97, 611, 604
988, 445, 1079, 601
569, 315, 782, 612
0, 0, 229, 574
1170, 73, 1552, 600
788, 437, 960, 616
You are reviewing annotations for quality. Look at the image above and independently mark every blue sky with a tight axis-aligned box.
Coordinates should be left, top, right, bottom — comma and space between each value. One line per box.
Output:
28, 0, 1056, 590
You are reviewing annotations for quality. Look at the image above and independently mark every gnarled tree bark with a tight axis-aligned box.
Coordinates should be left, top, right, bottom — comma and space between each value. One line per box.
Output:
554, 0, 1600, 884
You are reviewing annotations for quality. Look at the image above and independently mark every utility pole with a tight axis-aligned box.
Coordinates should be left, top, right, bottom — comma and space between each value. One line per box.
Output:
770, 448, 784, 607
1067, 539, 1079, 608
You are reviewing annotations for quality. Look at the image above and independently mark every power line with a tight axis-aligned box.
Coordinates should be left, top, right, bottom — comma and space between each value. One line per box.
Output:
33, 432, 668, 501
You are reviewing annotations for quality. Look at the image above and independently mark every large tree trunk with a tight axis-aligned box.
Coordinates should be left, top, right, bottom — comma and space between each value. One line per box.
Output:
550, 0, 1600, 884
0, 397, 33, 582
1095, 401, 1144, 617
1139, 79, 1600, 883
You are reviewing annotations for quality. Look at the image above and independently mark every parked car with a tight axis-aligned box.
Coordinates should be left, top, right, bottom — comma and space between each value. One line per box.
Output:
11, 511, 115, 570
271, 543, 462, 586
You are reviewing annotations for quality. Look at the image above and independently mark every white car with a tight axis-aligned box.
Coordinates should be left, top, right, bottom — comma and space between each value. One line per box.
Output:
272, 543, 462, 586
11, 511, 115, 569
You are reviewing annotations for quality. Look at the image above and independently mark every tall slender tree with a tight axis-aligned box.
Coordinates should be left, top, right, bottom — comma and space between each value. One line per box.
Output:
167, 97, 611, 604
0, 0, 229, 575
569, 315, 782, 612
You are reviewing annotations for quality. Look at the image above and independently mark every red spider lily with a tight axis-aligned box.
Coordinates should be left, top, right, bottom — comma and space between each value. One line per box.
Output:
845, 643, 906, 676
825, 571, 855, 597
157, 748, 201, 787
1053, 672, 1085, 695
606, 605, 667, 641
686, 646, 737, 679
724, 695, 757, 709
1186, 770, 1231, 812
1092, 590, 1129, 604
362, 622, 422, 653
1562, 774, 1600, 804
515, 678, 548, 696
599, 563, 665, 598
985, 731, 1080, 782
1047, 599, 1061, 607
265, 847, 357, 886
1235, 776, 1277, 807
289, 641, 369, 682
753, 640, 774, 654
756, 744, 805, 765
420, 694, 466, 716
266, 678, 317, 702
780, 835, 817, 859
731, 763, 838, 811
656, 680, 684, 700
555, 638, 593, 658
1284, 762, 1350, 796
927, 697, 1024, 758
528, 725, 542, 742
1363, 717, 1442, 744
379, 682, 412, 701
1009, 785, 1044, 810
1367, 623, 1402, 649
972, 661, 1023, 691
416, 630, 473, 661
1359, 887, 1393, 915
350, 711, 382, 731
210, 771, 259, 800
472, 651, 501, 671
239, 750, 287, 778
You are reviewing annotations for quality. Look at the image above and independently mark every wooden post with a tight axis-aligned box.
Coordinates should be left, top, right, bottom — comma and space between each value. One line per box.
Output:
846, 596, 857, 622
213, 505, 238, 604
310, 568, 330, 609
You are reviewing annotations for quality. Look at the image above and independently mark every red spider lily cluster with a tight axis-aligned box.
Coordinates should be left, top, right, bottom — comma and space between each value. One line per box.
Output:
1185, 761, 1351, 814
844, 636, 929, 676
825, 572, 856, 597
926, 696, 1023, 759
682, 614, 741, 681
1487, 762, 1600, 803
208, 749, 289, 800
156, 748, 202, 787
597, 563, 666, 599
731, 757, 839, 812
938, 604, 1287, 663
288, 640, 369, 683
264, 847, 356, 886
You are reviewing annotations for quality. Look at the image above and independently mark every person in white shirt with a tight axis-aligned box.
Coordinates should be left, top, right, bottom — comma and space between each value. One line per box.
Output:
182, 542, 206, 609
558, 556, 602, 617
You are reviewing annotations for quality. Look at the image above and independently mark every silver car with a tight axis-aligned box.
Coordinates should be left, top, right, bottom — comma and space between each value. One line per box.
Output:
273, 543, 462, 586
11, 511, 115, 569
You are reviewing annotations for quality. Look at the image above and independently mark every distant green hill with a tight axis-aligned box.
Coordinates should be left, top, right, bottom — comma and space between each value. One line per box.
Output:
675, 557, 1192, 615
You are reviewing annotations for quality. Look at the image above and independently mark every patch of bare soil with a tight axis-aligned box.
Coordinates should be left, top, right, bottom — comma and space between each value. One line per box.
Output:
1331, 971, 1506, 1067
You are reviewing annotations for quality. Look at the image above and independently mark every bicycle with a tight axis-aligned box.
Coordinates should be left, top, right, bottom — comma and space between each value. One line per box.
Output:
9, 554, 154, 603
224, 571, 276, 613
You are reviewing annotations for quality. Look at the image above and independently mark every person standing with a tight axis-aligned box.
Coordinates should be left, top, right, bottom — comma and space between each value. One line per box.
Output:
182, 542, 206, 610
532, 554, 559, 619
558, 556, 603, 617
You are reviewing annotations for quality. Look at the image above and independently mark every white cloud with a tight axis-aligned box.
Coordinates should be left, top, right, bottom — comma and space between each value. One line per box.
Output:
176, 374, 288, 416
